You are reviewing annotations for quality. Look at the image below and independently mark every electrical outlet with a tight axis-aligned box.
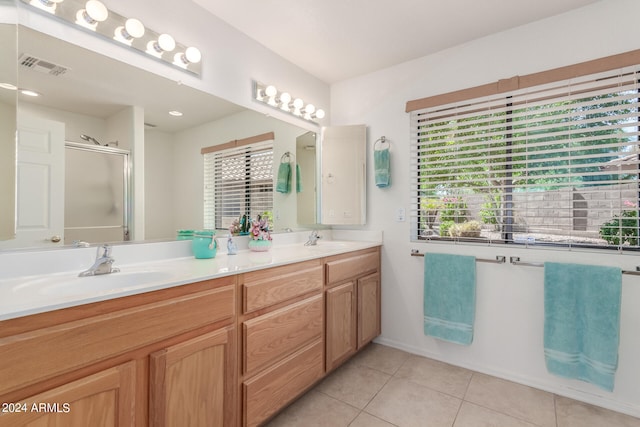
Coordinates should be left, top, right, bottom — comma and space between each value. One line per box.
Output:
396, 208, 406, 222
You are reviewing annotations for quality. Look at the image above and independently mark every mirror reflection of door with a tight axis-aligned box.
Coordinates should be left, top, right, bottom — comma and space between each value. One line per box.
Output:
5, 116, 66, 249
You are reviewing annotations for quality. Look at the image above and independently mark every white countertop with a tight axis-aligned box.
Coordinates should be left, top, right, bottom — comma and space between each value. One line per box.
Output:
0, 235, 381, 322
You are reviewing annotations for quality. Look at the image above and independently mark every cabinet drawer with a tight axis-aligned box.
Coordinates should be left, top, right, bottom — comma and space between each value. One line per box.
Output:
243, 259, 322, 313
243, 340, 323, 427
243, 294, 323, 376
326, 250, 379, 286
0, 284, 235, 396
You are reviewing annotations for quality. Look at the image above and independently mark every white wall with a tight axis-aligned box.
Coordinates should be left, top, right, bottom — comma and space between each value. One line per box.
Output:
144, 129, 174, 240
19, 103, 107, 144
331, 0, 640, 417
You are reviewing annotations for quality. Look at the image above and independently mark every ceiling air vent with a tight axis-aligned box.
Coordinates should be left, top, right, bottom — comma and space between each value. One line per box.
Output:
19, 54, 69, 77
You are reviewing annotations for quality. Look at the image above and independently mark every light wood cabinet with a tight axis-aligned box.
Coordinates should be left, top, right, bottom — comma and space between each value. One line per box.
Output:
0, 277, 236, 427
325, 248, 381, 372
243, 340, 323, 427
149, 326, 236, 427
0, 245, 381, 427
326, 281, 357, 369
358, 272, 381, 348
0, 361, 136, 427
240, 261, 325, 427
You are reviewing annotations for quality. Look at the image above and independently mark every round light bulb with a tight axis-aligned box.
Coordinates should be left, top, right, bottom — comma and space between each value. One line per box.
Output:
85, 0, 108, 22
124, 18, 145, 39
265, 85, 277, 97
315, 109, 325, 119
157, 34, 175, 52
293, 98, 304, 109
279, 92, 291, 104
185, 47, 201, 64
33, 0, 63, 13
304, 104, 315, 114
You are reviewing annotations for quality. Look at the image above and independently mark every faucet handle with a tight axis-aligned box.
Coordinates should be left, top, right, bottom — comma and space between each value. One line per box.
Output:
99, 244, 112, 258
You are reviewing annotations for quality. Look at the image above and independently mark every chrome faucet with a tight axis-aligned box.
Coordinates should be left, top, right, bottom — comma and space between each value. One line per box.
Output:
79, 244, 120, 277
304, 230, 322, 246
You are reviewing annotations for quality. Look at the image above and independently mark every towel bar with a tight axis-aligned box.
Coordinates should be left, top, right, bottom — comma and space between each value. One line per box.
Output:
509, 256, 640, 276
410, 250, 505, 264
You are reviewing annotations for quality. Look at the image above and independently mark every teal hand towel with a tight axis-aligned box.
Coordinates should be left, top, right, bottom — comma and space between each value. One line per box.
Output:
296, 163, 302, 193
276, 162, 291, 193
544, 262, 622, 391
423, 253, 476, 345
374, 148, 390, 188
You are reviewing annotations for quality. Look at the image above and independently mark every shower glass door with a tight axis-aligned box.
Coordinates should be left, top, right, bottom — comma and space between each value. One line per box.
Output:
64, 142, 130, 245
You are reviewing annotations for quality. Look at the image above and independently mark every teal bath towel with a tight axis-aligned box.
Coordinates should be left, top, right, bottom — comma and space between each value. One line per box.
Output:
276, 162, 291, 193
374, 148, 390, 188
423, 253, 476, 345
296, 163, 302, 193
544, 262, 622, 391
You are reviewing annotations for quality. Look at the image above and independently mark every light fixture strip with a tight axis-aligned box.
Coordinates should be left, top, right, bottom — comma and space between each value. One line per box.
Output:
253, 81, 325, 123
20, 0, 202, 76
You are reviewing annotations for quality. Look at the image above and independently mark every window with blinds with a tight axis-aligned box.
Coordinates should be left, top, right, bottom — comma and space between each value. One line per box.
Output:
410, 66, 640, 249
203, 140, 274, 230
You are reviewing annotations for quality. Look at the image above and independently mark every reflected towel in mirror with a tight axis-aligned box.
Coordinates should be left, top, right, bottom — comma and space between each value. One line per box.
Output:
276, 161, 291, 193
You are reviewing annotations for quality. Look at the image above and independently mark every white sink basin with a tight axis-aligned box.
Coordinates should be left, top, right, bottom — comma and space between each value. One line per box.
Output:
9, 270, 175, 298
304, 241, 349, 250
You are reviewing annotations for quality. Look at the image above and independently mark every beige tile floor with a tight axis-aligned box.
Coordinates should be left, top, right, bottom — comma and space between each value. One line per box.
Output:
265, 344, 640, 427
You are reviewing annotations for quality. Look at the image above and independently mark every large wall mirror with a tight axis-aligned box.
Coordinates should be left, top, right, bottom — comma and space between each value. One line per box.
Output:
0, 20, 17, 242
0, 24, 320, 251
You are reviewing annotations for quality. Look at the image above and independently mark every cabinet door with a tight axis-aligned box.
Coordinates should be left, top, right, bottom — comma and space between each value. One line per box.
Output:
0, 361, 135, 427
358, 273, 381, 348
149, 327, 235, 427
325, 281, 357, 371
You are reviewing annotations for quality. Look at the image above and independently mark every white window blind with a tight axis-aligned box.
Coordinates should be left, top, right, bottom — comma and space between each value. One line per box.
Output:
410, 67, 640, 249
203, 140, 274, 230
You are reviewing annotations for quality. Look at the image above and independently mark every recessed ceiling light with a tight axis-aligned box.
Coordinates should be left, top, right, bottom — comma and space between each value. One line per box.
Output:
20, 89, 40, 97
0, 83, 17, 90
169, 110, 183, 117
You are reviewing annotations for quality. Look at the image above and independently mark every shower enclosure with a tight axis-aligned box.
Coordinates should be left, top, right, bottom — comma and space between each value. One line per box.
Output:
64, 142, 130, 245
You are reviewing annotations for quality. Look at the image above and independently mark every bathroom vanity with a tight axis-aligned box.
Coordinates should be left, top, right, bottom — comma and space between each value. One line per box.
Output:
0, 240, 381, 427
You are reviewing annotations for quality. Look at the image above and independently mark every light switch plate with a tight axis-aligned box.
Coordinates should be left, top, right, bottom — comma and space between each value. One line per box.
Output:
396, 208, 406, 222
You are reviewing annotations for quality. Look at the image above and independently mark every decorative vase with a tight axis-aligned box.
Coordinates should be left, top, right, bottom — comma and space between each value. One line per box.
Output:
248, 239, 272, 252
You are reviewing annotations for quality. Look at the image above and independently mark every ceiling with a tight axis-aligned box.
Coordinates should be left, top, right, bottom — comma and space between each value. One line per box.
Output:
193, 0, 602, 84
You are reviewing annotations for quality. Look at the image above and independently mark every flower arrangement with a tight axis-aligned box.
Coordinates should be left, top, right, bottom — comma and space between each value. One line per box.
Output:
250, 214, 272, 241
229, 218, 241, 236
229, 214, 251, 236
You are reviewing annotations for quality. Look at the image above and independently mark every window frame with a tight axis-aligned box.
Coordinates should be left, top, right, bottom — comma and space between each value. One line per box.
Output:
201, 132, 275, 231
407, 51, 640, 251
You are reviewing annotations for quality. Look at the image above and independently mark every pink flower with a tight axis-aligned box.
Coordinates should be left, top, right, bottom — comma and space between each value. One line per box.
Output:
623, 200, 636, 208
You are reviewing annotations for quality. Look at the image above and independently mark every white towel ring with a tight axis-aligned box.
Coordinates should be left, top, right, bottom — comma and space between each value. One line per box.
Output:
280, 151, 294, 163
374, 136, 390, 151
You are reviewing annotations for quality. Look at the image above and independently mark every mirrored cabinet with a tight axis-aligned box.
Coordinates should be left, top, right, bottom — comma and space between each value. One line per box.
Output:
320, 124, 366, 225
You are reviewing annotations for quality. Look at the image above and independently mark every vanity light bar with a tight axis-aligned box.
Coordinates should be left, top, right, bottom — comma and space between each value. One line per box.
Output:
20, 0, 202, 76
253, 81, 325, 123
